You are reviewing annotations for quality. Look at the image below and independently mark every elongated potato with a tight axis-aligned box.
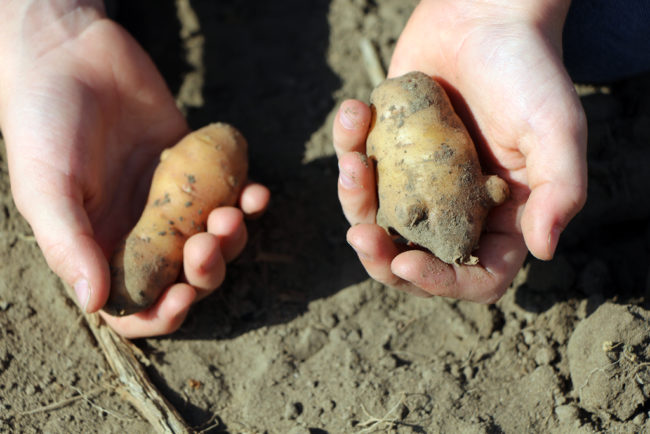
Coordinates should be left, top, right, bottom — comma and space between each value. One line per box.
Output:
367, 71, 509, 265
104, 123, 248, 316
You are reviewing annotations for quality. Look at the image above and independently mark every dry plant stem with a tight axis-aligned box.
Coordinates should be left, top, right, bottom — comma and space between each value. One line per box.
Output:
357, 392, 407, 433
14, 388, 103, 417
359, 37, 386, 87
64, 285, 193, 434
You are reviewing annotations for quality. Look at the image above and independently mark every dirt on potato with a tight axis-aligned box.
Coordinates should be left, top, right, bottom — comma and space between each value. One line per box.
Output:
106, 123, 248, 316
367, 71, 509, 265
2, 1, 650, 432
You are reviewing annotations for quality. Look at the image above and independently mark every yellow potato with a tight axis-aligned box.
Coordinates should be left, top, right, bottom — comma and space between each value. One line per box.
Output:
367, 71, 508, 265
104, 123, 248, 316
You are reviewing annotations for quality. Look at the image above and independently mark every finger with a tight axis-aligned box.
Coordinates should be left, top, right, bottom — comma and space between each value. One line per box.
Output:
183, 232, 226, 295
1, 86, 114, 313
10, 176, 110, 313
519, 95, 588, 260
332, 99, 372, 157
346, 224, 432, 297
392, 232, 527, 303
338, 151, 378, 226
100, 283, 196, 338
206, 207, 248, 262
239, 182, 270, 219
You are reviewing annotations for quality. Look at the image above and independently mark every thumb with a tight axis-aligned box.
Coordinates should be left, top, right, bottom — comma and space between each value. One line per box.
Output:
519, 93, 588, 260
9, 163, 110, 313
1, 76, 112, 313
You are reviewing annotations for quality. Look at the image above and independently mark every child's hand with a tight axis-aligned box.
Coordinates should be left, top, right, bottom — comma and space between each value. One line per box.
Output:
0, 2, 269, 337
334, 0, 587, 302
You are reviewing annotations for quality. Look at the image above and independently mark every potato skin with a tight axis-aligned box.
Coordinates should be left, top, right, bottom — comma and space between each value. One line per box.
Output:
367, 71, 508, 265
104, 123, 248, 316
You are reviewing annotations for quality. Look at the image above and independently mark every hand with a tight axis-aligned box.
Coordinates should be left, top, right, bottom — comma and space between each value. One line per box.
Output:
333, 0, 587, 302
0, 2, 269, 337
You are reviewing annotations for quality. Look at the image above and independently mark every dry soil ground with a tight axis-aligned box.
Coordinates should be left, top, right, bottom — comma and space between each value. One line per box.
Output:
2, 1, 650, 433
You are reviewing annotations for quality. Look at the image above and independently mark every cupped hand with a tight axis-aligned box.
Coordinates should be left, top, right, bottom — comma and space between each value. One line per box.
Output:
0, 6, 269, 337
334, 0, 587, 302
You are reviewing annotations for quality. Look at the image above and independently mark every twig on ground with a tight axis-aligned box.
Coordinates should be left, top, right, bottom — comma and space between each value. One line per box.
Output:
579, 340, 650, 395
359, 37, 386, 87
13, 387, 103, 417
197, 414, 221, 434
63, 284, 194, 434
70, 385, 133, 421
357, 392, 407, 433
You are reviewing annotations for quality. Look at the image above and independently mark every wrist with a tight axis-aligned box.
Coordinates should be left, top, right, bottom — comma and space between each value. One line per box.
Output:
0, 0, 106, 118
0, 0, 106, 71
450, 0, 572, 46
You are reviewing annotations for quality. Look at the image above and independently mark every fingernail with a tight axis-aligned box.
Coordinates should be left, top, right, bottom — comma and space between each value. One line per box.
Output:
73, 278, 91, 312
340, 106, 360, 130
338, 163, 359, 190
548, 225, 562, 257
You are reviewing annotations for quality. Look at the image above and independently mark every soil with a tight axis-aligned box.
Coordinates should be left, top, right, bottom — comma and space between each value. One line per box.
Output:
2, 1, 650, 433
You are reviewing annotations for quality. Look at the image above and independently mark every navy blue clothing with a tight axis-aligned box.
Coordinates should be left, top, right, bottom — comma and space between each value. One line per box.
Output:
563, 0, 650, 83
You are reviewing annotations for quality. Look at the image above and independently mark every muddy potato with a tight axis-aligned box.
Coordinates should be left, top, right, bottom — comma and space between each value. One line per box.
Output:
104, 123, 248, 316
367, 71, 509, 265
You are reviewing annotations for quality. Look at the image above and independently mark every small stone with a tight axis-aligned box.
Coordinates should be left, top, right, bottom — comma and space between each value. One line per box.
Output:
347, 329, 362, 343
330, 328, 347, 343
379, 355, 397, 370
555, 404, 580, 424
633, 412, 647, 425
535, 347, 557, 366
523, 329, 535, 346
555, 394, 568, 406
321, 313, 338, 329
463, 366, 476, 380
449, 363, 461, 378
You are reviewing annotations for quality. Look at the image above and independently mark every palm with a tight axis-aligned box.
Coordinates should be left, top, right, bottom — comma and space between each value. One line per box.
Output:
7, 20, 187, 256
390, 0, 586, 258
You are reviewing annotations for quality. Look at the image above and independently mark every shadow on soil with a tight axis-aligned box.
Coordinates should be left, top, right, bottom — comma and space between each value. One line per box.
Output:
118, 0, 650, 346
117, 0, 367, 345
515, 73, 650, 314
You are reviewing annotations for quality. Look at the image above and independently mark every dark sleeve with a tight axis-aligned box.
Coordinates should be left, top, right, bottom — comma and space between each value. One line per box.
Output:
563, 0, 650, 83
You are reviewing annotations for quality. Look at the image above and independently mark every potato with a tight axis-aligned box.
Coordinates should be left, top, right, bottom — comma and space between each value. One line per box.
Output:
104, 123, 248, 316
367, 71, 509, 265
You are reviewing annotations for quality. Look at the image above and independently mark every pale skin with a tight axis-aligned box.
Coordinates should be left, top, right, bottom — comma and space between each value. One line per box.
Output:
334, 0, 587, 302
0, 0, 270, 338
